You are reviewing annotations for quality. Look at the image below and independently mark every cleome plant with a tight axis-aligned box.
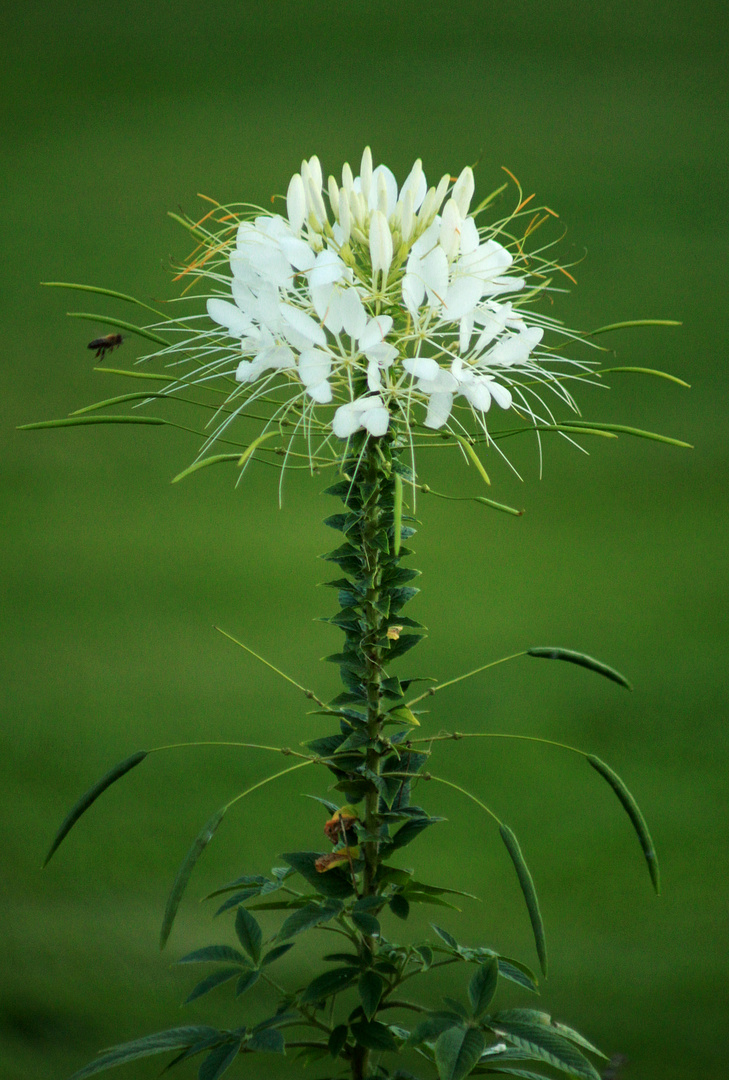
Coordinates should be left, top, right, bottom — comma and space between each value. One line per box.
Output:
29, 149, 688, 1080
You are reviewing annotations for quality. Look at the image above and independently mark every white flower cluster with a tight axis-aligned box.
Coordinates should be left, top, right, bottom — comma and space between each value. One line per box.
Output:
205, 148, 570, 445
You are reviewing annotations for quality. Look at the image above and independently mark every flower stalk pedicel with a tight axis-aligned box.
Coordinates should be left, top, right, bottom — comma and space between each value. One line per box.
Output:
31, 149, 687, 1080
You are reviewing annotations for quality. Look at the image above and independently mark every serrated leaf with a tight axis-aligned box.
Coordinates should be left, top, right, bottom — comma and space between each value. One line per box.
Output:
527, 648, 632, 690
350, 1020, 399, 1052
359, 970, 384, 1021
490, 1022, 600, 1080
184, 969, 240, 1004
43, 751, 148, 866
248, 1028, 285, 1054
160, 807, 226, 949
498, 826, 547, 977
235, 907, 262, 964
301, 967, 359, 1004
198, 1041, 241, 1080
278, 902, 340, 941
235, 970, 259, 997
469, 958, 498, 1017
177, 946, 247, 966
551, 1022, 607, 1061
261, 943, 295, 966
435, 1026, 486, 1080
406, 1013, 458, 1047
67, 1027, 219, 1079
586, 756, 660, 893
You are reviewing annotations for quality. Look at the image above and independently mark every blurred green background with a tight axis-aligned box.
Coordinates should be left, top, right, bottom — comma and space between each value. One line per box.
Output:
2, 2, 727, 1078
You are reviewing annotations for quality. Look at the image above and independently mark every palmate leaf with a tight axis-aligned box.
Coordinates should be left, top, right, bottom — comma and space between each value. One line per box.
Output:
469, 959, 499, 1017
234, 907, 262, 965
184, 969, 241, 1005
277, 900, 343, 940
43, 751, 148, 866
198, 1040, 242, 1080
489, 1019, 600, 1080
68, 1026, 219, 1079
301, 966, 359, 1004
281, 851, 355, 899
435, 1026, 486, 1080
177, 945, 247, 966
350, 1020, 399, 1052
586, 755, 660, 893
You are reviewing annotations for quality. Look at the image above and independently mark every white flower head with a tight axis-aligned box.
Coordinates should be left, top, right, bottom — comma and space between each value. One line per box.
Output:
144, 150, 597, 485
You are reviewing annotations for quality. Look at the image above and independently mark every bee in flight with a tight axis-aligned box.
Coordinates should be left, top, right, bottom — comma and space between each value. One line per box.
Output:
87, 333, 124, 361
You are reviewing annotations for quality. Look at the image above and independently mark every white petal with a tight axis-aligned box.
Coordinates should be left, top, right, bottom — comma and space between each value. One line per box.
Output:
400, 158, 427, 211
402, 270, 425, 315
307, 379, 333, 403
487, 380, 513, 409
309, 249, 345, 289
421, 246, 449, 309
327, 176, 340, 220
452, 166, 475, 218
266, 345, 296, 370
459, 217, 480, 255
439, 198, 462, 260
463, 380, 492, 412
307, 155, 323, 191
459, 311, 475, 354
424, 392, 454, 429
298, 347, 332, 387
403, 357, 440, 381
279, 236, 317, 272
359, 315, 393, 351
370, 164, 398, 215
342, 161, 354, 194
340, 287, 367, 339
207, 298, 251, 337
369, 210, 393, 277
286, 173, 306, 234
472, 305, 510, 354
280, 304, 326, 346
365, 342, 398, 367
367, 358, 382, 392
360, 147, 373, 202
332, 402, 362, 439
444, 275, 484, 321
235, 359, 254, 382
363, 405, 390, 437
400, 189, 415, 245
338, 189, 352, 245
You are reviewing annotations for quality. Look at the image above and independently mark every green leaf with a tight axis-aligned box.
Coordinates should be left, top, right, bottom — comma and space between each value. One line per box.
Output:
261, 942, 294, 966
498, 827, 547, 977
393, 472, 403, 556
328, 1024, 349, 1059
301, 967, 359, 1004
406, 1014, 458, 1047
172, 454, 242, 484
389, 816, 444, 851
248, 1028, 285, 1054
352, 911, 381, 937
435, 1026, 486, 1080
469, 959, 498, 1017
177, 946, 247, 966
235, 907, 262, 964
415, 944, 433, 969
389, 894, 410, 921
432, 925, 460, 952
20, 415, 166, 431
586, 756, 660, 893
281, 851, 355, 899
359, 970, 384, 1020
67, 1027, 219, 1079
489, 1021, 600, 1080
43, 751, 147, 866
527, 648, 632, 690
160, 807, 227, 949
350, 1020, 399, 1052
277, 901, 342, 940
198, 1041, 241, 1080
184, 969, 240, 1004
551, 1022, 608, 1061
235, 970, 260, 997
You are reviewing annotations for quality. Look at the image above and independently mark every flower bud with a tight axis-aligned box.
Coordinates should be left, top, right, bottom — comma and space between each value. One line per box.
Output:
286, 173, 306, 235
369, 210, 393, 281
452, 166, 475, 218
360, 146, 373, 203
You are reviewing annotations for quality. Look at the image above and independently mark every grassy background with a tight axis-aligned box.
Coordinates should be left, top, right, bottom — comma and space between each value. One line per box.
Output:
2, 2, 727, 1077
